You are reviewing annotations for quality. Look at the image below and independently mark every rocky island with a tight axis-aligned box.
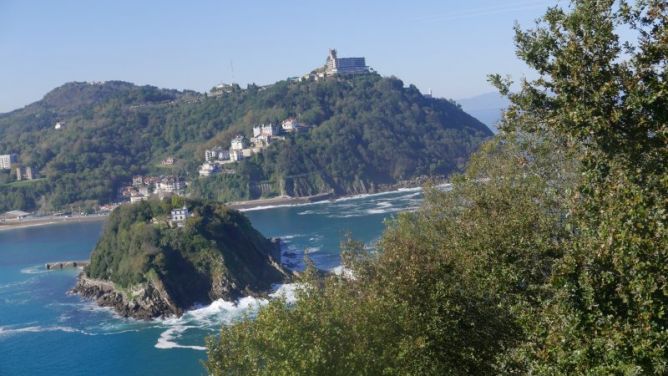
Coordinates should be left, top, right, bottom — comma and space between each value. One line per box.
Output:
72, 198, 290, 319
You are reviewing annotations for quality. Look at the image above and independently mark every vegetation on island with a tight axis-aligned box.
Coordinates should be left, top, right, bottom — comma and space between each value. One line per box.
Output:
0, 74, 490, 212
206, 1, 667, 374
84, 197, 287, 313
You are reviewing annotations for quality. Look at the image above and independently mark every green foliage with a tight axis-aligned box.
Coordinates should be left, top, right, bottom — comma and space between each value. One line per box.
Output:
489, 0, 668, 373
87, 198, 285, 306
0, 75, 490, 211
205, 134, 578, 375
207, 1, 666, 374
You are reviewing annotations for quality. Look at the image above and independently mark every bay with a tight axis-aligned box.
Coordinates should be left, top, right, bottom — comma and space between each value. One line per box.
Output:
0, 188, 422, 376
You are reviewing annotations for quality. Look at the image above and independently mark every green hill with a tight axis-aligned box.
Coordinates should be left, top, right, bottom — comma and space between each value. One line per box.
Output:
0, 74, 491, 211
74, 198, 289, 319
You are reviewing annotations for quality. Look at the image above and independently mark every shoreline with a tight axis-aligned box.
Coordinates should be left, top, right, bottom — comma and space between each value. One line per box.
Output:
0, 214, 108, 232
226, 191, 336, 210
0, 179, 446, 232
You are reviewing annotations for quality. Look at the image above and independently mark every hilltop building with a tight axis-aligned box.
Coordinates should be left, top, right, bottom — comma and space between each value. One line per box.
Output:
209, 83, 237, 97
0, 154, 17, 170
325, 49, 369, 76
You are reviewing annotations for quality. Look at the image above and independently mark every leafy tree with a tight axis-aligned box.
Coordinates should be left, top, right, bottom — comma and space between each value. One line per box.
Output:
490, 0, 668, 373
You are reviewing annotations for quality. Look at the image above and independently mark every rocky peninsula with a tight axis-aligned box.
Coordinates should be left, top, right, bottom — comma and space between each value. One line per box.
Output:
72, 198, 291, 319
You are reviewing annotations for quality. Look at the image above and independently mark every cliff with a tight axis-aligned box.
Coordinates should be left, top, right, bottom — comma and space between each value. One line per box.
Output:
72, 198, 290, 319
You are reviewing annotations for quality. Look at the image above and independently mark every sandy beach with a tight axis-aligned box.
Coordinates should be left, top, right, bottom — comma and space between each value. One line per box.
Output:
0, 214, 109, 232
226, 191, 336, 210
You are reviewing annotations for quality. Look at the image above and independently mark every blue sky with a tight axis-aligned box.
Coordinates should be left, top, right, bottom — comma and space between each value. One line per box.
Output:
0, 0, 555, 113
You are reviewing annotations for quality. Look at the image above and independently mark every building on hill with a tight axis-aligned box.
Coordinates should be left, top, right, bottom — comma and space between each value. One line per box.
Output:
205, 147, 230, 163
132, 175, 144, 187
325, 49, 370, 76
130, 194, 147, 203
161, 157, 175, 166
230, 135, 247, 151
0, 154, 17, 170
170, 206, 190, 227
209, 83, 236, 97
15, 166, 34, 181
252, 124, 278, 138
199, 162, 220, 177
230, 149, 244, 162
281, 118, 311, 133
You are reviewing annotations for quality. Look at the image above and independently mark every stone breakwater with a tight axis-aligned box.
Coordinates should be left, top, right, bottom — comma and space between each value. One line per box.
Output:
45, 260, 89, 270
71, 275, 181, 320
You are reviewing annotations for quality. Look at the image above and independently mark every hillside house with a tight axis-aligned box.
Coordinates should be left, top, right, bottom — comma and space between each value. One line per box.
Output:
0, 154, 17, 170
281, 118, 311, 133
15, 166, 34, 181
230, 136, 246, 151
205, 147, 230, 162
198, 162, 220, 177
253, 124, 278, 138
170, 206, 190, 227
161, 157, 175, 166
230, 149, 244, 162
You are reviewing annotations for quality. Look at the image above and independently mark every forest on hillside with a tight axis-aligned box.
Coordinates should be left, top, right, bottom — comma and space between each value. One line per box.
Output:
0, 75, 490, 212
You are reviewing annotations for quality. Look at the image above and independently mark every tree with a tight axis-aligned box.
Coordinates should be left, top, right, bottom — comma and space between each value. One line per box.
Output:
491, 0, 668, 373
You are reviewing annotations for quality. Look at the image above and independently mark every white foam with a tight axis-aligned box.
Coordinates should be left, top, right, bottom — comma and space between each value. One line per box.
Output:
269, 283, 302, 303
20, 265, 48, 274
279, 233, 304, 240
331, 266, 356, 280
238, 200, 324, 212
0, 325, 87, 337
155, 326, 206, 351
154, 283, 303, 351
304, 247, 321, 254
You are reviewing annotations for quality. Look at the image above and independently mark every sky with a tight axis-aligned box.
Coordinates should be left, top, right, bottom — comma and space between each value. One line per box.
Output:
0, 0, 557, 113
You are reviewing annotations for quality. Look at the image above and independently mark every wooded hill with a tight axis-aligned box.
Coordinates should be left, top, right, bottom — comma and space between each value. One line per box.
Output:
0, 74, 491, 211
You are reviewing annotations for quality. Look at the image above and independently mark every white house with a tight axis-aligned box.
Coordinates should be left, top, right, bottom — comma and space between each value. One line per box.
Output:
170, 206, 190, 227
252, 124, 278, 138
130, 194, 147, 203
199, 162, 220, 177
281, 118, 310, 133
0, 154, 17, 170
205, 147, 230, 162
230, 136, 246, 151
230, 149, 244, 161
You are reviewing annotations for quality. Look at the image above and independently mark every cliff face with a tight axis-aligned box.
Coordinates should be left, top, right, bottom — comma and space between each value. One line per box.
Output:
72, 275, 182, 319
73, 198, 290, 319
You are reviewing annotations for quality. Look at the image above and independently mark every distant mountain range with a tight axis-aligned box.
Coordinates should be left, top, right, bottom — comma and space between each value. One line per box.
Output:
456, 92, 509, 133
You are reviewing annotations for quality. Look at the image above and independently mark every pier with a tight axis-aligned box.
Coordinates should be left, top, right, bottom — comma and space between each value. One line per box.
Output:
45, 260, 89, 270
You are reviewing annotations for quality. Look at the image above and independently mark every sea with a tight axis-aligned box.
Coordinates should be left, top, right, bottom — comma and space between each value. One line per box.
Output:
0, 188, 424, 376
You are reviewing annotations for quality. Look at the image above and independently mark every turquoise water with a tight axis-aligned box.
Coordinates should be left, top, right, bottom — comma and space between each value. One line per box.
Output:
0, 189, 422, 376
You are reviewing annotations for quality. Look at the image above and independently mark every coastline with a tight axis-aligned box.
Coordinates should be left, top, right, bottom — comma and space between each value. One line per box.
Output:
0, 214, 108, 232
226, 191, 336, 210
0, 178, 446, 232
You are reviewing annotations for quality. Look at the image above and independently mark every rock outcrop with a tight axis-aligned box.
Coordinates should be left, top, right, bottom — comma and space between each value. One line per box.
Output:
72, 199, 291, 320
72, 275, 182, 319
